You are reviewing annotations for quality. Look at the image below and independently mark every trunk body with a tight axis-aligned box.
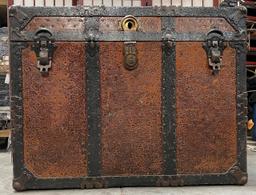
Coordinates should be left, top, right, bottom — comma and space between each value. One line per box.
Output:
9, 3, 247, 191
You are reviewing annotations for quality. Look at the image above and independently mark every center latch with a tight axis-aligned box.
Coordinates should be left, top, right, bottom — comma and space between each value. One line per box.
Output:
124, 42, 138, 71
32, 28, 56, 74
203, 30, 227, 75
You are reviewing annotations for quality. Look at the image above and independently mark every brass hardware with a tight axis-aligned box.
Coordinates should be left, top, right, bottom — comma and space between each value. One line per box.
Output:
121, 15, 138, 31
203, 30, 227, 75
124, 42, 137, 70
32, 28, 56, 74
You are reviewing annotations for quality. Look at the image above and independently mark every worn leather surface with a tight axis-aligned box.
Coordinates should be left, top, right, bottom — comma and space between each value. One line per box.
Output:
23, 17, 85, 33
100, 42, 164, 176
22, 43, 88, 178
176, 42, 237, 174
175, 17, 235, 33
21, 37, 238, 178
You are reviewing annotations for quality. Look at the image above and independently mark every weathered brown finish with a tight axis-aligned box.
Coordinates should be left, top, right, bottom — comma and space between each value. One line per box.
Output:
10, 6, 247, 190
22, 43, 88, 178
100, 42, 164, 176
175, 17, 236, 33
23, 17, 85, 33
99, 17, 161, 33
176, 42, 237, 174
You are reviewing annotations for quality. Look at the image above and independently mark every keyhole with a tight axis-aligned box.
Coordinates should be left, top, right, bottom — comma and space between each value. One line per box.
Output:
127, 21, 133, 29
121, 16, 138, 31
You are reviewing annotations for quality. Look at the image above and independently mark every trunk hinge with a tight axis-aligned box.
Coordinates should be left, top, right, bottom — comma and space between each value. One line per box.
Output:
87, 34, 98, 57
32, 29, 56, 74
203, 30, 227, 75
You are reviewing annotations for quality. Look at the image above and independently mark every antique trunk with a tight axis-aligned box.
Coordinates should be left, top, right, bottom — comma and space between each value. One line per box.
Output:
9, 0, 248, 191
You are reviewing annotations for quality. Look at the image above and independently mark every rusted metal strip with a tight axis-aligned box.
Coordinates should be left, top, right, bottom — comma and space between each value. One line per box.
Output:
162, 16, 176, 175
86, 18, 101, 176
232, 41, 248, 174
10, 42, 28, 180
12, 31, 240, 42
7, 6, 244, 18
15, 172, 247, 190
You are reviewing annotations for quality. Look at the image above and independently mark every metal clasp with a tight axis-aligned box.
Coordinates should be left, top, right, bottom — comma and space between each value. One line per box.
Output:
87, 34, 98, 57
32, 28, 56, 74
203, 30, 227, 75
124, 42, 137, 71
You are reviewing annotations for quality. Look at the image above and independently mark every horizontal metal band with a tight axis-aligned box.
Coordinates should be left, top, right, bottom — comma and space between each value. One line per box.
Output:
9, 6, 247, 42
9, 6, 244, 17
21, 171, 246, 190
11, 32, 243, 42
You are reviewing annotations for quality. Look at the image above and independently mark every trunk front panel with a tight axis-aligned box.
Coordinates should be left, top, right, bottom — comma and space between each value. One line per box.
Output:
176, 42, 237, 174
100, 42, 164, 176
22, 43, 88, 178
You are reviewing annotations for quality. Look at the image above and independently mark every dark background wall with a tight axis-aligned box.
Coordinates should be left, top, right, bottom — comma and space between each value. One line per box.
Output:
0, 6, 7, 27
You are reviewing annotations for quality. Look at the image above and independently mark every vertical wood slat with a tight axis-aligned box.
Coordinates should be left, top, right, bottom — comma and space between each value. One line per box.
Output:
8, 0, 14, 6
213, 0, 219, 6
141, 0, 152, 6
77, 0, 83, 5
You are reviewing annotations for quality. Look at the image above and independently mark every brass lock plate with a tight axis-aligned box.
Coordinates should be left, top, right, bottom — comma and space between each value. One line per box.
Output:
120, 15, 139, 31
124, 42, 138, 70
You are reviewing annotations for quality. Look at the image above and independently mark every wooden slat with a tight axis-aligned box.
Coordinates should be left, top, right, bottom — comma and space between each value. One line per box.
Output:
141, 0, 152, 6
0, 129, 11, 138
213, 0, 219, 6
7, 0, 13, 6
77, 0, 83, 5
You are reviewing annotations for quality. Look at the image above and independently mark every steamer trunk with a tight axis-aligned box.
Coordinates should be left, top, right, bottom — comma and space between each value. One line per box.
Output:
9, 2, 248, 191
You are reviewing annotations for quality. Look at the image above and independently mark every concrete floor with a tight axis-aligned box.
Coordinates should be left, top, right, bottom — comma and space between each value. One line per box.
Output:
1, 150, 256, 195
